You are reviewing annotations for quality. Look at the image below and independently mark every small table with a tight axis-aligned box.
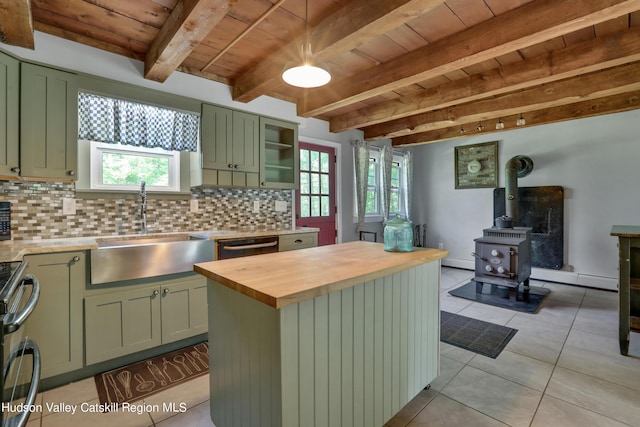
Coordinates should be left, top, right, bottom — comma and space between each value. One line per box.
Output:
610, 225, 640, 355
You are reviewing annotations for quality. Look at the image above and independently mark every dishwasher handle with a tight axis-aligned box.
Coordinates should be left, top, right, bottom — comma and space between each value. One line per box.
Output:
222, 241, 278, 251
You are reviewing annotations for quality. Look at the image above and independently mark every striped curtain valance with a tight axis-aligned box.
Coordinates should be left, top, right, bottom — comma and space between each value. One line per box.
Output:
78, 92, 199, 152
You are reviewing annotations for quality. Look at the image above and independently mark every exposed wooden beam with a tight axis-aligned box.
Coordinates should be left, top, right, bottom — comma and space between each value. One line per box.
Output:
331, 26, 640, 133
0, 0, 34, 49
392, 91, 640, 147
365, 62, 640, 140
301, 0, 640, 117
144, 0, 235, 83
232, 0, 446, 103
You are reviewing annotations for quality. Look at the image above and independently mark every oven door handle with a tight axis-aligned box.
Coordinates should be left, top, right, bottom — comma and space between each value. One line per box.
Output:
222, 241, 278, 251
3, 275, 40, 334
3, 339, 41, 427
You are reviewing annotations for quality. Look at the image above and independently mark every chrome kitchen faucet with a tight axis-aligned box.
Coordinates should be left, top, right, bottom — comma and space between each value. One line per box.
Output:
138, 181, 147, 234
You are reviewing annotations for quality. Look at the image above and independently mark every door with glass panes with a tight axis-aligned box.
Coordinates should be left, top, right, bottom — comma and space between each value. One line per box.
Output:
296, 142, 336, 246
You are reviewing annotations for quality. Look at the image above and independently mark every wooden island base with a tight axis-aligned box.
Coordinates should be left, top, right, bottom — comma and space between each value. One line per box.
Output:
195, 241, 447, 427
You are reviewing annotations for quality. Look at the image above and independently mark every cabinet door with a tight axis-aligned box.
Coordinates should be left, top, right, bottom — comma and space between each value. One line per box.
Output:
0, 52, 20, 179
201, 104, 233, 170
232, 111, 260, 173
161, 276, 208, 343
20, 62, 78, 180
85, 286, 161, 365
24, 251, 85, 379
260, 117, 299, 189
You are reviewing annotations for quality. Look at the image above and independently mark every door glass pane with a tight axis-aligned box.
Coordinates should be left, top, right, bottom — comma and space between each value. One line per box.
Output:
321, 196, 330, 216
310, 151, 320, 172
300, 149, 310, 171
311, 196, 320, 216
311, 173, 320, 194
320, 152, 329, 173
301, 196, 310, 217
300, 172, 310, 194
321, 174, 329, 195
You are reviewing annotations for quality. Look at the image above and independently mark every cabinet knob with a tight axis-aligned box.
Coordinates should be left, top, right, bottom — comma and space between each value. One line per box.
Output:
10, 167, 20, 174
163, 288, 169, 296
152, 289, 159, 296
234, 164, 239, 169
66, 170, 76, 176
72, 256, 80, 263
228, 164, 233, 168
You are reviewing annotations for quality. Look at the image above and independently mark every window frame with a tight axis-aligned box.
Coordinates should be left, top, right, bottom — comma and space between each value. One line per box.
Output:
88, 140, 181, 192
358, 149, 406, 222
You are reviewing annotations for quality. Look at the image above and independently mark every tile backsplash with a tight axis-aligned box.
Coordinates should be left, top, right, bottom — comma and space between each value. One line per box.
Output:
0, 181, 293, 240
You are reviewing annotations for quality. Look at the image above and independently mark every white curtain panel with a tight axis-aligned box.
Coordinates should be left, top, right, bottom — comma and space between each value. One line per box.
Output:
352, 140, 370, 232
380, 145, 393, 221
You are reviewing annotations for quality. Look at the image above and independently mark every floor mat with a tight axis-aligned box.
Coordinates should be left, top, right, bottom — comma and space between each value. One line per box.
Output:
440, 311, 517, 358
448, 281, 550, 313
94, 342, 209, 408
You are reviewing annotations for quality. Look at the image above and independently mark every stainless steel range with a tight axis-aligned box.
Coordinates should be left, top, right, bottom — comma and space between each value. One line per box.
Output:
1, 261, 41, 427
473, 155, 534, 299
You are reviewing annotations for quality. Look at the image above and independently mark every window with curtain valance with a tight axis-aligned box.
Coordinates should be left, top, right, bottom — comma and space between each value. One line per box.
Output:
78, 92, 199, 152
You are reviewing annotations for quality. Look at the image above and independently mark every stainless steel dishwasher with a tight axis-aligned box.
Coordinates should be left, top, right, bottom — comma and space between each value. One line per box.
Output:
216, 236, 279, 259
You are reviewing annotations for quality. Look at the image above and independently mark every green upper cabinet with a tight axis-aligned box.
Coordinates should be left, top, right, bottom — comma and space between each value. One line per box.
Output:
20, 62, 78, 181
0, 51, 20, 179
260, 117, 299, 189
200, 103, 260, 187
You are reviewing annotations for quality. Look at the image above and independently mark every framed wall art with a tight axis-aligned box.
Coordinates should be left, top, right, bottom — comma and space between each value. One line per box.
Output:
454, 141, 498, 189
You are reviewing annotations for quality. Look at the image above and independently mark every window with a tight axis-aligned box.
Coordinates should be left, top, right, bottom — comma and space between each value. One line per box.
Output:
361, 149, 406, 219
300, 148, 331, 217
89, 141, 180, 191
78, 92, 199, 192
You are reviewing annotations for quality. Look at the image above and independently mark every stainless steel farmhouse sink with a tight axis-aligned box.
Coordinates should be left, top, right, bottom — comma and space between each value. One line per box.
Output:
90, 234, 214, 284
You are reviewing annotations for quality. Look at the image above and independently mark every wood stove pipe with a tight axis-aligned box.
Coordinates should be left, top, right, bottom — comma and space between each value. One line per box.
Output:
505, 155, 534, 225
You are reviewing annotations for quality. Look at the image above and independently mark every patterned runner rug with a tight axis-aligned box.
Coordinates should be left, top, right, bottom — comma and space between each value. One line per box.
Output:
94, 342, 209, 407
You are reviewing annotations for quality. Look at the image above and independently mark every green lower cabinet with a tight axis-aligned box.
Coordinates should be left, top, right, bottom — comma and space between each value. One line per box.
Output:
161, 277, 208, 343
85, 286, 162, 365
85, 274, 208, 365
24, 252, 85, 379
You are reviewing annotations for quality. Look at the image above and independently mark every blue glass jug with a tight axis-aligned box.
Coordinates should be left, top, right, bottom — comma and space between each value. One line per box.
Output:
383, 216, 414, 252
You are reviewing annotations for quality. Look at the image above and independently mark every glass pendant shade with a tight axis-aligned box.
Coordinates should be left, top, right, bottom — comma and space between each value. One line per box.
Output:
282, 63, 331, 88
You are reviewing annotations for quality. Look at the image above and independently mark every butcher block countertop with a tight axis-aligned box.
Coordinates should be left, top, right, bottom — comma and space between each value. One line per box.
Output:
194, 241, 448, 308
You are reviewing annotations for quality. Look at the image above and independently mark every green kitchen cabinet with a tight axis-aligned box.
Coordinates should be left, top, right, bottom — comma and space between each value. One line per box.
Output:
85, 274, 208, 365
160, 277, 208, 343
23, 251, 85, 379
20, 62, 78, 181
199, 104, 260, 187
260, 117, 299, 189
0, 51, 20, 179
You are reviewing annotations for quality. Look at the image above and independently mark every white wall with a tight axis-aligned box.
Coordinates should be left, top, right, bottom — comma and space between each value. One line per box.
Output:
411, 110, 640, 289
1, 32, 362, 242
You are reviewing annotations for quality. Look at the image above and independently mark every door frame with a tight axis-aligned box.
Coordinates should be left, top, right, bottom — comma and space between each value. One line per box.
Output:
294, 136, 343, 243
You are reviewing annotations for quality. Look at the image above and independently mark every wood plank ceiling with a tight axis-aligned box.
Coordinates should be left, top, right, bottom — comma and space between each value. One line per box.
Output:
2, 0, 640, 147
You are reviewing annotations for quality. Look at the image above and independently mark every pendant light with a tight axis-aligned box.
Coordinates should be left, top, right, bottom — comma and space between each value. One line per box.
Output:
282, 0, 331, 88
516, 113, 526, 126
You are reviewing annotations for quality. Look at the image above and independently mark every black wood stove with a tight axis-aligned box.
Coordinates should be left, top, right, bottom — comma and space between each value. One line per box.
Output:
473, 155, 534, 301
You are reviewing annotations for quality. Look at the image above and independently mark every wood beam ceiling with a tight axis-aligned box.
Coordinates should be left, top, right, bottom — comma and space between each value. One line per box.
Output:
144, 0, 235, 83
299, 0, 640, 117
231, 0, 447, 103
0, 0, 34, 49
373, 62, 640, 141
392, 90, 640, 147
331, 26, 640, 134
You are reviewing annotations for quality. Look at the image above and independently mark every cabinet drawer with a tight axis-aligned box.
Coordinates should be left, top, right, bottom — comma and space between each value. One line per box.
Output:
279, 233, 318, 252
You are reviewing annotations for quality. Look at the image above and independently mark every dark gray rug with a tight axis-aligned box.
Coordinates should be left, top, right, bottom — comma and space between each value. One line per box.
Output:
440, 311, 517, 358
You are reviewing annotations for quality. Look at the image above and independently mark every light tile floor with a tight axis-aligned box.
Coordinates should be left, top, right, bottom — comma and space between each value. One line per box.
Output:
22, 267, 640, 426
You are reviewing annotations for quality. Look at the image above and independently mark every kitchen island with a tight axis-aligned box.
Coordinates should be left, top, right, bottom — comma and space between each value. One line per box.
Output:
194, 240, 448, 427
